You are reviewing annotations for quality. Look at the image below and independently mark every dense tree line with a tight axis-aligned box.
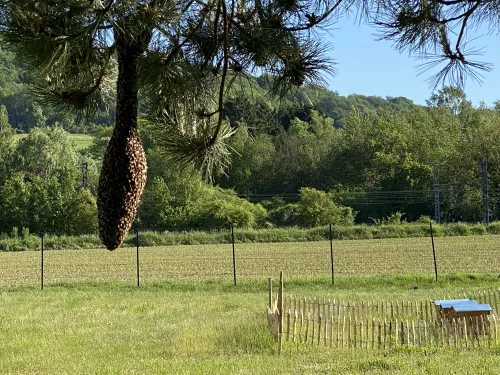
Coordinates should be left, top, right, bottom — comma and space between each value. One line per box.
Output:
0, 47, 115, 133
219, 86, 500, 223
1, 82, 499, 235
1, 47, 500, 232
0, 125, 98, 234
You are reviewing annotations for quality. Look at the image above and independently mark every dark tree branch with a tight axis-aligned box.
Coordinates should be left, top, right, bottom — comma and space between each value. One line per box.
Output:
283, 0, 345, 31
429, 0, 481, 24
435, 0, 476, 4
455, 1, 480, 52
210, 0, 230, 146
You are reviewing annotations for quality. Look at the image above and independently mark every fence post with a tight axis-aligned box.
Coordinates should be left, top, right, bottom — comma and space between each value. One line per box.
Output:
278, 271, 284, 354
268, 277, 272, 309
329, 224, 335, 285
231, 224, 236, 286
430, 222, 438, 282
136, 229, 140, 287
39, 232, 44, 290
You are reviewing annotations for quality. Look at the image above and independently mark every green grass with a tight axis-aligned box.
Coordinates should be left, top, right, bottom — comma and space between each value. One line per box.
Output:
1, 277, 500, 374
1, 235, 499, 286
67, 133, 93, 150
1, 238, 499, 373
14, 133, 93, 150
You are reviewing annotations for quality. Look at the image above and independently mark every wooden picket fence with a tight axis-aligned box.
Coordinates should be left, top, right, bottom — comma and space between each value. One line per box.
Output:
267, 273, 499, 351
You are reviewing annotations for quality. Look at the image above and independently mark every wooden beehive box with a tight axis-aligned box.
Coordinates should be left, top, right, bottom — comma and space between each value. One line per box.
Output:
434, 299, 470, 320
449, 304, 492, 321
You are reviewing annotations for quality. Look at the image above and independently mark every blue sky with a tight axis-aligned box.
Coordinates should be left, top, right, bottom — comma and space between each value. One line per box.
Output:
320, 18, 500, 107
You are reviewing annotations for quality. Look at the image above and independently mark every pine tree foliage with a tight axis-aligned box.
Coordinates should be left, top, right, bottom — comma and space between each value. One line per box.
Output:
0, 0, 341, 249
373, 0, 496, 87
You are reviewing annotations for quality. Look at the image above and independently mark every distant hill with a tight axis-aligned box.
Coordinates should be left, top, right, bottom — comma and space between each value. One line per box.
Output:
1, 46, 419, 133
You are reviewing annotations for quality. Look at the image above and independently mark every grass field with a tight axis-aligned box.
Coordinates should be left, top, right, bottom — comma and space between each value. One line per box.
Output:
1, 277, 500, 374
1, 236, 499, 374
14, 133, 93, 150
66, 133, 93, 150
1, 235, 499, 287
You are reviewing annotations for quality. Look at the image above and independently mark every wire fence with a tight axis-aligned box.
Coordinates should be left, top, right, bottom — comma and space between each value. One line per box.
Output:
0, 224, 499, 288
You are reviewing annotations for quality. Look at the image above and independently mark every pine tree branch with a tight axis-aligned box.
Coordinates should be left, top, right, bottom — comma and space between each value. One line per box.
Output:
434, 0, 476, 5
157, 1, 217, 67
210, 0, 231, 147
427, 0, 481, 24
283, 0, 346, 31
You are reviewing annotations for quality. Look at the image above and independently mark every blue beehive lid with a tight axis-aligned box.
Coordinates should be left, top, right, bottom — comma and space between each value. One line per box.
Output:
434, 299, 469, 306
451, 304, 492, 313
440, 300, 477, 309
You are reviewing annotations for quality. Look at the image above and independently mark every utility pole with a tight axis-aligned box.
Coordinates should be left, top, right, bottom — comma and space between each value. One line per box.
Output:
433, 165, 440, 224
481, 158, 489, 225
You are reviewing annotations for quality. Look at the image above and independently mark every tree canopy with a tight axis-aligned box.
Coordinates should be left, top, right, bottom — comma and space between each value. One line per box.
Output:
0, 0, 346, 249
1, 0, 500, 245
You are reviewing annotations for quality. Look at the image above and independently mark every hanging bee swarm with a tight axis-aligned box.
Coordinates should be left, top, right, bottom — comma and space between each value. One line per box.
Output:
97, 129, 147, 251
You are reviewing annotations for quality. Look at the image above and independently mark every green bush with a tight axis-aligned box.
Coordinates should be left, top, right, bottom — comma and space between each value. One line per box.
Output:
487, 221, 500, 234
204, 199, 265, 228
0, 234, 40, 251
371, 212, 407, 226
443, 222, 471, 236
267, 203, 298, 227
469, 224, 487, 235
428, 223, 443, 237
332, 225, 374, 240
296, 188, 355, 227
416, 215, 433, 224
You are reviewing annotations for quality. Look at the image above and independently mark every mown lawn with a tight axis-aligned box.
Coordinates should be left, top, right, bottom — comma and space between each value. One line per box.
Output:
0, 276, 499, 374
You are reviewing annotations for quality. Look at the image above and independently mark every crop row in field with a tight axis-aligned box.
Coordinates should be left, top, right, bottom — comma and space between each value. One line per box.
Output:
0, 235, 498, 286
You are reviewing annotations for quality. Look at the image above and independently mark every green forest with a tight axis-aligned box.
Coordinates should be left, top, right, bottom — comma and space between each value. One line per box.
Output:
1, 46, 500, 234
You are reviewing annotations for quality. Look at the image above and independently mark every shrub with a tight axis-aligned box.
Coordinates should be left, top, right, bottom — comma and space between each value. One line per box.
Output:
416, 215, 433, 224
443, 222, 471, 236
202, 199, 267, 228
296, 188, 355, 227
370, 211, 406, 225
332, 225, 373, 240
469, 224, 487, 235
268, 203, 298, 227
487, 221, 500, 234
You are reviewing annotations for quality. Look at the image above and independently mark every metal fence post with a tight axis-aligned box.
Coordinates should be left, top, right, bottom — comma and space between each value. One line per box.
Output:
330, 224, 335, 285
430, 222, 438, 282
231, 224, 236, 286
39, 232, 44, 290
136, 229, 140, 287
